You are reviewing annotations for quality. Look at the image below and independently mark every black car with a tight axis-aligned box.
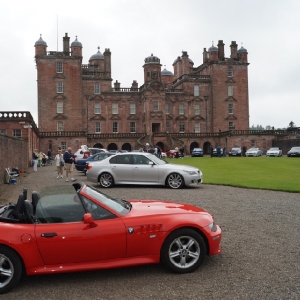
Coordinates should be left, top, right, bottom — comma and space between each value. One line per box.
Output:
191, 148, 203, 157
229, 147, 242, 156
75, 152, 114, 172
287, 146, 300, 157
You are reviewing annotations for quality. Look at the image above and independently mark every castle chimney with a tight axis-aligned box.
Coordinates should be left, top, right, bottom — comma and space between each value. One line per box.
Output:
218, 40, 225, 60
230, 41, 238, 59
63, 33, 70, 55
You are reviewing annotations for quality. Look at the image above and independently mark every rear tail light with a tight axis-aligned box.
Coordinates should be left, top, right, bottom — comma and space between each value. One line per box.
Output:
86, 164, 92, 170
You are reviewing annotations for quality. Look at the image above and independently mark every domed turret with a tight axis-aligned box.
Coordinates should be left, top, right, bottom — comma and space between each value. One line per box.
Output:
71, 36, 82, 47
238, 44, 248, 63
238, 46, 247, 53
89, 47, 104, 60
144, 54, 160, 64
34, 34, 47, 56
161, 68, 174, 76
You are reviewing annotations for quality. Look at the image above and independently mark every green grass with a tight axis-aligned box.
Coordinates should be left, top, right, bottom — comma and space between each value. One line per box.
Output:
165, 156, 300, 192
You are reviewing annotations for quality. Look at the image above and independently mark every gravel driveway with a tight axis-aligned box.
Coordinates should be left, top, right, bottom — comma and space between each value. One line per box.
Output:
1, 166, 299, 300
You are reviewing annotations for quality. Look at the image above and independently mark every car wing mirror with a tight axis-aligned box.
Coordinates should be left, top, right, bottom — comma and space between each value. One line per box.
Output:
148, 161, 154, 166
83, 213, 98, 228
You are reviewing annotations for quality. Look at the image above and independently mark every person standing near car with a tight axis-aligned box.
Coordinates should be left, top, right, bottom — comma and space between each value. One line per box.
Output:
32, 149, 38, 172
63, 147, 76, 182
55, 149, 64, 178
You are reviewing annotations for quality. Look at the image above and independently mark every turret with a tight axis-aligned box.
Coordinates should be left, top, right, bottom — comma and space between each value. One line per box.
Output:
143, 54, 162, 84
34, 35, 47, 56
238, 45, 248, 63
70, 36, 82, 57
208, 43, 218, 62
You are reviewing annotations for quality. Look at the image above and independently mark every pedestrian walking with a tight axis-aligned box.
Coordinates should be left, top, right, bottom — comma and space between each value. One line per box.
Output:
32, 149, 38, 172
55, 149, 64, 178
63, 147, 76, 182
210, 146, 214, 157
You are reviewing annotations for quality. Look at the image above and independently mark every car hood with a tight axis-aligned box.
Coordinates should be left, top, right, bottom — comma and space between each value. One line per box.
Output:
127, 199, 209, 217
160, 163, 199, 171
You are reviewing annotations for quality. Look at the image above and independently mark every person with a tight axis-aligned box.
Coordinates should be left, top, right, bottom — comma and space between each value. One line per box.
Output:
210, 145, 213, 157
223, 147, 226, 157
179, 147, 184, 158
63, 147, 76, 182
216, 145, 221, 157
174, 147, 179, 159
47, 149, 52, 164
157, 146, 161, 158
32, 149, 38, 172
55, 149, 64, 178
38, 151, 43, 167
42, 154, 47, 166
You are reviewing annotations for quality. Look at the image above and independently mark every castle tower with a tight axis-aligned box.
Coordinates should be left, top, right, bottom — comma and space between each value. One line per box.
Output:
70, 36, 82, 57
143, 54, 162, 83
34, 35, 47, 56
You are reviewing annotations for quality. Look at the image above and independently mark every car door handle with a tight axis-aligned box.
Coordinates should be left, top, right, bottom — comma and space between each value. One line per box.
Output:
41, 232, 58, 238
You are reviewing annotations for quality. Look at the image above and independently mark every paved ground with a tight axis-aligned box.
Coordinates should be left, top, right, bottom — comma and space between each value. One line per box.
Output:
1, 165, 300, 300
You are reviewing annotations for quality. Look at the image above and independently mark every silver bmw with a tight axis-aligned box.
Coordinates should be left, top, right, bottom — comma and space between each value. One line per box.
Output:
86, 152, 203, 189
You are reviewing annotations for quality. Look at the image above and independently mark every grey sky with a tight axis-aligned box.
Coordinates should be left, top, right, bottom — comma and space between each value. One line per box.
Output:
1, 0, 299, 128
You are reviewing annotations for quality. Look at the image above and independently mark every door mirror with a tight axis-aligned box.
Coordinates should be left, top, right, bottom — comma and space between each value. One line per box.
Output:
83, 213, 98, 228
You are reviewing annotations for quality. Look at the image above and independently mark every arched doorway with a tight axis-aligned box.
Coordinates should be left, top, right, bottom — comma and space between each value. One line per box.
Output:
203, 141, 211, 155
190, 141, 199, 153
156, 141, 165, 152
93, 143, 104, 149
107, 143, 118, 151
122, 143, 131, 151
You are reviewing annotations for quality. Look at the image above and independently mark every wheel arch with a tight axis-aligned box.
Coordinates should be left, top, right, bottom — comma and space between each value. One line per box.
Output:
0, 244, 26, 276
164, 172, 185, 188
160, 226, 210, 258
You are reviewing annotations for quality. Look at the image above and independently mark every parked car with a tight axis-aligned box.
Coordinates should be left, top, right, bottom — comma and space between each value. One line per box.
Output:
245, 148, 262, 157
86, 152, 202, 189
166, 150, 183, 158
229, 147, 242, 156
266, 147, 282, 157
0, 182, 221, 294
75, 152, 114, 172
73, 145, 89, 162
191, 148, 203, 157
287, 146, 300, 157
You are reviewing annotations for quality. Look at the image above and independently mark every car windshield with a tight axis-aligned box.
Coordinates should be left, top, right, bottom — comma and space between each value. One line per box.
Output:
248, 148, 258, 151
147, 154, 167, 165
269, 148, 279, 150
291, 147, 300, 151
193, 148, 202, 151
82, 186, 130, 215
232, 148, 240, 151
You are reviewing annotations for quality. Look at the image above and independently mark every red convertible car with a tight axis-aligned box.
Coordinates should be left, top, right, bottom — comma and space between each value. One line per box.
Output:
0, 182, 222, 294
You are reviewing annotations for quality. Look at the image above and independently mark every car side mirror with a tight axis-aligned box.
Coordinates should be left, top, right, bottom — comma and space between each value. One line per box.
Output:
83, 213, 98, 228
149, 161, 154, 166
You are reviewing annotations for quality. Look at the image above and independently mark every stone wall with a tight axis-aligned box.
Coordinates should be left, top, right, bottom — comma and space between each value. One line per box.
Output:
0, 135, 28, 184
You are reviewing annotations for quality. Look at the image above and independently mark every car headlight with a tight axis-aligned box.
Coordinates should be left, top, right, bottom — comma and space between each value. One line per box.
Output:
208, 222, 217, 232
183, 170, 198, 175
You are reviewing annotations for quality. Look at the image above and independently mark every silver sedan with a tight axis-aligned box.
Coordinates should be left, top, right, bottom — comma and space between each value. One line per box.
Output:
86, 152, 202, 189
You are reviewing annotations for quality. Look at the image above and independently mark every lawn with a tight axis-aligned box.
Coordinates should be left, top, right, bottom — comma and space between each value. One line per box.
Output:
165, 156, 300, 192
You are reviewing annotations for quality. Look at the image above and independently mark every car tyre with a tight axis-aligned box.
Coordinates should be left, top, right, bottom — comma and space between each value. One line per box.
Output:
166, 173, 184, 189
161, 228, 206, 274
99, 172, 114, 188
0, 246, 23, 294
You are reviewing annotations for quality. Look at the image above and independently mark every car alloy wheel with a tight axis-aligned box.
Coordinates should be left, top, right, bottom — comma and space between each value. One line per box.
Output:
161, 228, 206, 273
167, 173, 184, 189
99, 173, 114, 188
0, 246, 23, 294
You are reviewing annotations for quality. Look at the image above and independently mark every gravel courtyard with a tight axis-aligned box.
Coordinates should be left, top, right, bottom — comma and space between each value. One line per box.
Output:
1, 165, 299, 300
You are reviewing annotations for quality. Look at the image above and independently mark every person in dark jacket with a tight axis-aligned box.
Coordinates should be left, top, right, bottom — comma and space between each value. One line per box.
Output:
63, 147, 76, 182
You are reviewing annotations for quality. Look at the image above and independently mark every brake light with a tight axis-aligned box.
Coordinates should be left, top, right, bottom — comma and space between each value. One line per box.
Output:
86, 164, 92, 170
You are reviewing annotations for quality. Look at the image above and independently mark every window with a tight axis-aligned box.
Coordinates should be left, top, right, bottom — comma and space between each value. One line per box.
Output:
61, 142, 66, 151
94, 83, 100, 94
57, 121, 63, 132
179, 103, 184, 115
13, 129, 21, 137
251, 140, 256, 147
112, 103, 118, 114
229, 122, 234, 131
179, 122, 185, 133
228, 86, 233, 96
194, 86, 199, 96
56, 62, 63, 73
194, 104, 200, 115
94, 102, 101, 114
95, 122, 101, 133
153, 101, 159, 112
57, 101, 63, 114
165, 103, 170, 115
112, 122, 118, 133
228, 67, 233, 77
0, 129, 6, 135
130, 122, 136, 133
166, 121, 170, 132
195, 122, 200, 133
56, 81, 63, 93
228, 104, 233, 114
130, 103, 136, 114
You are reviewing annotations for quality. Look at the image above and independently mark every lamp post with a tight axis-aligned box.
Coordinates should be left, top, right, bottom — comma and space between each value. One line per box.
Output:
204, 96, 208, 133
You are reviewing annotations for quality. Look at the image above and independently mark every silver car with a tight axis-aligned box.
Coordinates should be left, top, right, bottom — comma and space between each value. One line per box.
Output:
86, 152, 203, 189
266, 147, 282, 157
